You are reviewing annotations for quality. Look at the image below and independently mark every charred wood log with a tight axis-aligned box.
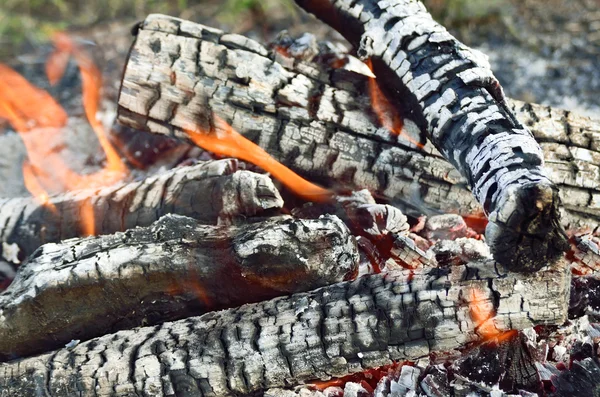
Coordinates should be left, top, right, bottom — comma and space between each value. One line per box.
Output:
0, 260, 569, 395
292, 0, 569, 272
0, 159, 283, 263
0, 213, 357, 361
117, 16, 599, 270
550, 357, 600, 397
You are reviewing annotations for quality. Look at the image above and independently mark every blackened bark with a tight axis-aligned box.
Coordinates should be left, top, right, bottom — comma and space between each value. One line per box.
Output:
0, 159, 283, 263
0, 260, 569, 396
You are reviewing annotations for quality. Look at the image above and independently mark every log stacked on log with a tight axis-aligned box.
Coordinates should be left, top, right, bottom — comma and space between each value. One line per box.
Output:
0, 214, 358, 360
117, 15, 599, 270
293, 0, 569, 272
0, 260, 570, 396
0, 159, 283, 263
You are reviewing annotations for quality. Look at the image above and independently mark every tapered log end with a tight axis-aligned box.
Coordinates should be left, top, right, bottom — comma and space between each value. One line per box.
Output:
486, 182, 569, 272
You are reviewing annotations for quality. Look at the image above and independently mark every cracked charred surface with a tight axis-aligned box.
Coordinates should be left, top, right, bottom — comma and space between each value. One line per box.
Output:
0, 213, 357, 361
0, 159, 283, 263
0, 259, 569, 396
118, 15, 600, 271
293, 0, 570, 272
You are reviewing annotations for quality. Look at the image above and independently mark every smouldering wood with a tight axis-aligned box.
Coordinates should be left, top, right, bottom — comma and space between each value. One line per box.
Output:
293, 0, 569, 272
0, 213, 357, 360
0, 259, 569, 395
117, 15, 600, 270
0, 159, 283, 262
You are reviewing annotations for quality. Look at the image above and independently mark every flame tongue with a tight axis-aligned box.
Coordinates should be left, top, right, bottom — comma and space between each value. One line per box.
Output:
0, 64, 67, 130
184, 115, 332, 202
365, 59, 424, 149
0, 33, 129, 236
469, 288, 517, 343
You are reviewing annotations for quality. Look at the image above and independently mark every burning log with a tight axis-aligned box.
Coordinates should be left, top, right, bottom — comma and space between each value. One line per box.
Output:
0, 260, 569, 395
292, 0, 569, 272
117, 15, 600, 271
0, 159, 283, 263
0, 213, 357, 360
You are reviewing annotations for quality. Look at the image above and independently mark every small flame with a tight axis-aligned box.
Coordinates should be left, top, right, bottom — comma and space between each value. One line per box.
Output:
468, 288, 517, 343
365, 59, 424, 149
309, 362, 410, 392
183, 115, 332, 202
166, 267, 212, 309
0, 33, 128, 236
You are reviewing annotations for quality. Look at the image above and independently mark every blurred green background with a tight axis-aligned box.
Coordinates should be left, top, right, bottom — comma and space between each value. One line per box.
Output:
0, 0, 510, 60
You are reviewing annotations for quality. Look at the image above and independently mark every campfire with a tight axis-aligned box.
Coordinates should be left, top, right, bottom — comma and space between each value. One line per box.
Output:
0, 1, 599, 396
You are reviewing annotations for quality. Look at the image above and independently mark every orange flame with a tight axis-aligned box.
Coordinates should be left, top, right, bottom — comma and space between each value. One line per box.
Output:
183, 115, 332, 202
166, 267, 212, 309
365, 59, 424, 149
0, 33, 128, 236
309, 362, 410, 392
468, 288, 517, 343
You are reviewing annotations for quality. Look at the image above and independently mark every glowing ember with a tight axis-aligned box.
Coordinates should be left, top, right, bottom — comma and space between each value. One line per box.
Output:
468, 288, 517, 343
167, 268, 212, 309
462, 211, 489, 235
183, 115, 332, 202
308, 362, 410, 392
365, 59, 424, 149
0, 34, 128, 236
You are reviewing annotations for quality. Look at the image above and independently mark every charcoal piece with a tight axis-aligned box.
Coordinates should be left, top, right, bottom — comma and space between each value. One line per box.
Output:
0, 159, 283, 263
420, 365, 451, 397
388, 233, 433, 269
0, 259, 569, 395
569, 277, 600, 319
343, 382, 371, 397
0, 214, 357, 360
431, 238, 491, 267
389, 366, 420, 396
109, 122, 192, 169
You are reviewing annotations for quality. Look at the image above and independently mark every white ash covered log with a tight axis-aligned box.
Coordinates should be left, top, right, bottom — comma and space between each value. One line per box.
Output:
292, 0, 569, 272
0, 213, 357, 361
0, 159, 283, 263
117, 16, 600, 270
0, 260, 569, 396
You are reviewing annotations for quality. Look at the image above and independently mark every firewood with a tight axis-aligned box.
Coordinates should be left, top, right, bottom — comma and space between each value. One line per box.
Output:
0, 159, 283, 263
0, 213, 358, 361
0, 260, 569, 396
292, 0, 571, 272
117, 16, 599, 269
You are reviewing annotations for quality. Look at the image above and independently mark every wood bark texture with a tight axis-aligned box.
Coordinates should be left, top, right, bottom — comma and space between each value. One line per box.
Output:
117, 16, 600, 269
0, 260, 569, 396
0, 213, 357, 361
0, 159, 283, 263
292, 0, 569, 272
